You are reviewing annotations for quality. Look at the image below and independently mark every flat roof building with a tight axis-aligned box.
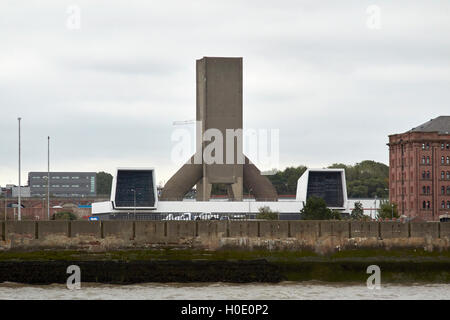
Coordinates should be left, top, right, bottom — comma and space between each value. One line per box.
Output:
28, 172, 96, 198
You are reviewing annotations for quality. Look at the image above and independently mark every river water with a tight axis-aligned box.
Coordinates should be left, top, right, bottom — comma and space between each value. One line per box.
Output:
0, 282, 449, 300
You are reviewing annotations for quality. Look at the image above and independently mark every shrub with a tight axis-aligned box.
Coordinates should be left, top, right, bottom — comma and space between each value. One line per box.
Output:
351, 201, 365, 220
377, 200, 399, 220
52, 211, 77, 220
256, 206, 279, 220
300, 196, 341, 220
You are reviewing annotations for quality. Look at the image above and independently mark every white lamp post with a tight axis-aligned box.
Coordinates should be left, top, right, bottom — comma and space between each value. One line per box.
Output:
47, 136, 50, 220
17, 117, 22, 221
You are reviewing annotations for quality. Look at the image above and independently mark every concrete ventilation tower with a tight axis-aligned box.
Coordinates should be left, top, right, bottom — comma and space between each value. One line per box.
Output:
160, 57, 278, 201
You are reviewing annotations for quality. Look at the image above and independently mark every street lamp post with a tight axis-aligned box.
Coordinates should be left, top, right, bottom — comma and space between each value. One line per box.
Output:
391, 204, 394, 220
47, 136, 50, 220
374, 195, 377, 220
248, 188, 253, 217
18, 117, 22, 221
131, 188, 136, 219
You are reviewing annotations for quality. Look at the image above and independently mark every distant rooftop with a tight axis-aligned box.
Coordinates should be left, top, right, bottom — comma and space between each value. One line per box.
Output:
409, 116, 450, 134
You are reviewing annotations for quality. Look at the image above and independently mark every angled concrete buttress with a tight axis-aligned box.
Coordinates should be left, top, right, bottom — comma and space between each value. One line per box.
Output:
160, 57, 278, 201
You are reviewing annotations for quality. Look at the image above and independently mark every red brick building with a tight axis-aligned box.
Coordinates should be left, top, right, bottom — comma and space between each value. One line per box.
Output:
388, 116, 450, 221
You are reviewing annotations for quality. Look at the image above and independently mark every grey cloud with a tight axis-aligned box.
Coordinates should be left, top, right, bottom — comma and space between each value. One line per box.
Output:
1, 0, 450, 185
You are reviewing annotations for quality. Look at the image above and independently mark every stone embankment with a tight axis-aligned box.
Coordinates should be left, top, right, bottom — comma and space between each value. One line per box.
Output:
1, 220, 450, 284
1, 220, 449, 253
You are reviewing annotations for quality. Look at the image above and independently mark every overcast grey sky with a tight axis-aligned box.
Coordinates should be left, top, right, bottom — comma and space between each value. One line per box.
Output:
1, 0, 450, 187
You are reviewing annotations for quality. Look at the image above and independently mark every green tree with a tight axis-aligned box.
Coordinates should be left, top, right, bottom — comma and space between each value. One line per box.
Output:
96, 171, 113, 196
256, 206, 279, 220
328, 160, 389, 198
267, 166, 307, 194
351, 201, 365, 220
377, 200, 399, 220
300, 196, 337, 220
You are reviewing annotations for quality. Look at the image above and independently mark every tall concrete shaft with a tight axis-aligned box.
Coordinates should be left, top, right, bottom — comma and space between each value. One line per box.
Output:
160, 57, 277, 201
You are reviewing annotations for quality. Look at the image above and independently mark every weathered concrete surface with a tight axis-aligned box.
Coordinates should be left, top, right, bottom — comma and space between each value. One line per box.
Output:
228, 221, 258, 238
38, 221, 69, 239
380, 222, 409, 239
197, 221, 227, 239
289, 221, 320, 242
0, 221, 4, 241
410, 222, 439, 238
441, 223, 450, 238
259, 221, 289, 239
135, 221, 165, 244
350, 221, 379, 238
1, 221, 450, 253
4, 221, 36, 247
70, 221, 101, 238
166, 221, 196, 244
34, 221, 70, 249
320, 221, 350, 238
102, 221, 134, 240
5, 221, 35, 238
101, 221, 134, 249
161, 57, 278, 202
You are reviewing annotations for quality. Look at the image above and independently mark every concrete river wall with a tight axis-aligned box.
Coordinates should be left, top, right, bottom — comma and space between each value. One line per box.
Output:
1, 220, 450, 284
1, 220, 450, 253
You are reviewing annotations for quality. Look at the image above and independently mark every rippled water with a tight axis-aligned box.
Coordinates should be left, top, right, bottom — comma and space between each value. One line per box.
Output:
0, 282, 449, 300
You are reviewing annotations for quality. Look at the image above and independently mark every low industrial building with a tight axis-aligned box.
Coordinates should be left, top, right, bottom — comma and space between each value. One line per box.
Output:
92, 168, 349, 220
28, 172, 96, 198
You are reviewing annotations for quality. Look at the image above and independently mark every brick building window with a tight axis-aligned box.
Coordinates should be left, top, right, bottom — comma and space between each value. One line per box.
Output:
422, 143, 425, 150
447, 156, 450, 164
442, 186, 446, 195
448, 201, 450, 209
441, 143, 445, 150
447, 187, 450, 195
442, 201, 445, 209
447, 171, 450, 180
426, 171, 430, 179
422, 156, 426, 164
422, 186, 426, 194
427, 186, 430, 194
427, 201, 431, 209
442, 156, 445, 164
422, 201, 426, 209
442, 171, 445, 179
426, 143, 430, 150
427, 156, 430, 164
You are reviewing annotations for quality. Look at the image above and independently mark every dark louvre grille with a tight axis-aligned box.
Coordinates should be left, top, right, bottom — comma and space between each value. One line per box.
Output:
306, 172, 344, 207
114, 170, 155, 208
